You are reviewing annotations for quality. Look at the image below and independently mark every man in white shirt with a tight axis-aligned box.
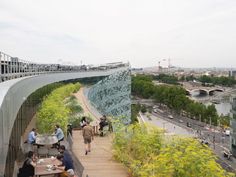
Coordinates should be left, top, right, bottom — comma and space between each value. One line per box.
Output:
27, 128, 36, 144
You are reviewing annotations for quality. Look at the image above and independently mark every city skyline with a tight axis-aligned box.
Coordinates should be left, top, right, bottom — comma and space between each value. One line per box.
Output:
0, 0, 236, 68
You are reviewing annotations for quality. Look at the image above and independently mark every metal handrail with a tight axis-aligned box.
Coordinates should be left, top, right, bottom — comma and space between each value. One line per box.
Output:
0, 51, 129, 83
67, 133, 85, 177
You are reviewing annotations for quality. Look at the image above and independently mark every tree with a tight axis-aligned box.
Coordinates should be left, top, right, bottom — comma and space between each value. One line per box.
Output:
140, 105, 147, 113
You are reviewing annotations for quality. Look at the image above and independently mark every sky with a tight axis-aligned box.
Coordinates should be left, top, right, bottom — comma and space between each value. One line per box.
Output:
0, 0, 236, 68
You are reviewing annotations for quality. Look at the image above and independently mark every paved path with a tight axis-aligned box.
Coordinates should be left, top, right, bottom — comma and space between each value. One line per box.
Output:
72, 87, 129, 177
72, 131, 128, 177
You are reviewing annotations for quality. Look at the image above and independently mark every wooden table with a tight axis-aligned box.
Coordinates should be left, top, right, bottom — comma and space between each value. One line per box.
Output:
35, 158, 63, 177
36, 135, 58, 146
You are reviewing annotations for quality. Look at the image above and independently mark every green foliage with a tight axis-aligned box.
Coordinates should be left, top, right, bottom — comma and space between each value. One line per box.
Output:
131, 104, 141, 123
140, 105, 147, 113
153, 74, 179, 85
132, 75, 155, 98
113, 124, 234, 177
219, 115, 230, 128
65, 95, 83, 114
30, 82, 64, 105
68, 114, 93, 129
198, 75, 236, 87
185, 75, 197, 82
36, 83, 81, 133
132, 75, 220, 125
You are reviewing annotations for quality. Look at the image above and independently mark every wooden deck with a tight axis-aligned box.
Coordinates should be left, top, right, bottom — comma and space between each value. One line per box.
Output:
72, 88, 129, 177
72, 131, 129, 177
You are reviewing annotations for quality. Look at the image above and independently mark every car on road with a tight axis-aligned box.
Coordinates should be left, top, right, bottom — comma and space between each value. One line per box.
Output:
225, 129, 230, 136
223, 147, 232, 159
179, 119, 183, 123
168, 115, 174, 119
153, 105, 158, 109
153, 109, 158, 113
200, 139, 209, 146
187, 122, 192, 127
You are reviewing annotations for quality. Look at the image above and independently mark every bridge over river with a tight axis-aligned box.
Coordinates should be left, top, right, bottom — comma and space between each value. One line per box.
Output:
181, 81, 225, 96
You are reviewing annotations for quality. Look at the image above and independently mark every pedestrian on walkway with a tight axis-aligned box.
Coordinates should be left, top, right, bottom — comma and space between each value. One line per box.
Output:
82, 121, 94, 155
53, 124, 65, 148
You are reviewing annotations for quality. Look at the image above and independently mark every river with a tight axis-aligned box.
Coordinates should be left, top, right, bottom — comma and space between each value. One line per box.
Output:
205, 101, 231, 116
192, 89, 236, 116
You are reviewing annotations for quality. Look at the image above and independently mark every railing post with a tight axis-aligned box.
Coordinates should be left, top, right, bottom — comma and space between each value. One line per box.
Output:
0, 52, 1, 82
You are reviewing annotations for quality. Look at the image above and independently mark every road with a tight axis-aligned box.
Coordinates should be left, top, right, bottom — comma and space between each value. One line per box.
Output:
140, 113, 194, 137
140, 108, 236, 172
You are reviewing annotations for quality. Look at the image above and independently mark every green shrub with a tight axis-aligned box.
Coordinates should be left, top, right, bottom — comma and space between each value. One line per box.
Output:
36, 83, 82, 134
113, 123, 234, 177
68, 113, 94, 129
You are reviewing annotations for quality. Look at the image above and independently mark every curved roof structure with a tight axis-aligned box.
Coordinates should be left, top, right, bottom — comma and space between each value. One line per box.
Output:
0, 67, 128, 176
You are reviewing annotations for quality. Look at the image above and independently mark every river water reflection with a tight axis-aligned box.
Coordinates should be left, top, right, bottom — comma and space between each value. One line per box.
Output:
192, 94, 234, 116
205, 101, 231, 116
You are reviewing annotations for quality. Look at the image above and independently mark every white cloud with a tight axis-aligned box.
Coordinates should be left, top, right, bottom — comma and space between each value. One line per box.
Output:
0, 0, 236, 67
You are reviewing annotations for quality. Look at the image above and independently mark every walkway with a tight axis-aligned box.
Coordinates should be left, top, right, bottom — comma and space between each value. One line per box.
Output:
73, 88, 129, 177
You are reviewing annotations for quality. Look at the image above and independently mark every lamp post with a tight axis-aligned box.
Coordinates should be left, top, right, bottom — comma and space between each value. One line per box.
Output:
210, 117, 212, 128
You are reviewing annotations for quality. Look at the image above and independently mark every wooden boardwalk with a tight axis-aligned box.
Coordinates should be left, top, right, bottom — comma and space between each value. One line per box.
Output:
72, 131, 129, 177
73, 88, 129, 177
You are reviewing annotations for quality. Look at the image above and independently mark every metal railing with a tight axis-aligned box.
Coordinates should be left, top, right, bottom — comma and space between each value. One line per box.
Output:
67, 133, 84, 177
0, 51, 129, 83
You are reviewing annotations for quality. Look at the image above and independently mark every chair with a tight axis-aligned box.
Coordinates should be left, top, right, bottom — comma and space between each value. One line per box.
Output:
37, 147, 48, 158
48, 148, 59, 157
22, 143, 33, 154
60, 141, 69, 149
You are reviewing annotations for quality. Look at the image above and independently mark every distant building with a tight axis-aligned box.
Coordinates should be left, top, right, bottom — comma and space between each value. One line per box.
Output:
229, 70, 236, 78
230, 96, 236, 156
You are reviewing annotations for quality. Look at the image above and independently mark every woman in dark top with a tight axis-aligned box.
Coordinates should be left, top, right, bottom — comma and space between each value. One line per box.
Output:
18, 151, 37, 177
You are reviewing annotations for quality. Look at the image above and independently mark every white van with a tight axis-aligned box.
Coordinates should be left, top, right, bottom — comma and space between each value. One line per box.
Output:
168, 115, 174, 119
225, 130, 230, 136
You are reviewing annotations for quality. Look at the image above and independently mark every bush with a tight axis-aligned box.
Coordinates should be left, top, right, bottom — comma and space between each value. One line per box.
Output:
140, 105, 147, 113
36, 83, 82, 134
113, 123, 234, 177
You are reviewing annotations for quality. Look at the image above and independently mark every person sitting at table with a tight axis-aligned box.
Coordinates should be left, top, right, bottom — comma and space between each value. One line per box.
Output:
27, 128, 36, 144
56, 154, 74, 177
17, 151, 37, 177
58, 145, 74, 170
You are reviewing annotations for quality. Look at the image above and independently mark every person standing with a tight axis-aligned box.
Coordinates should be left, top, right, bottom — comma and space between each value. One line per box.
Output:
67, 124, 73, 137
82, 121, 94, 155
55, 124, 65, 142
27, 128, 36, 144
53, 124, 64, 149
